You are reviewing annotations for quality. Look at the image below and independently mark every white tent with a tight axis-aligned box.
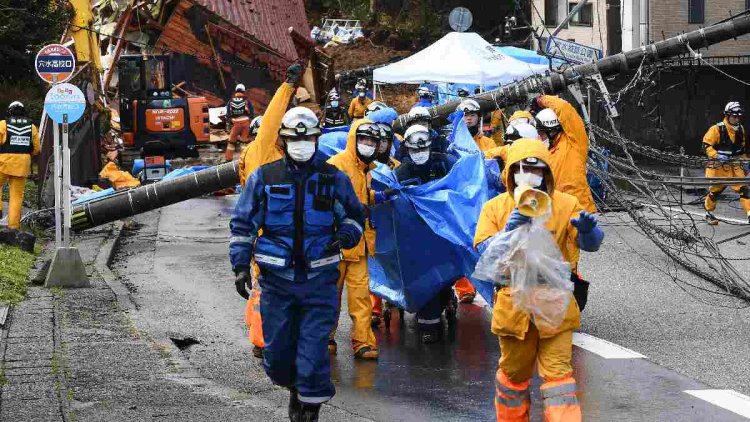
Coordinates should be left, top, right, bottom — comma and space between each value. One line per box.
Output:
373, 32, 548, 86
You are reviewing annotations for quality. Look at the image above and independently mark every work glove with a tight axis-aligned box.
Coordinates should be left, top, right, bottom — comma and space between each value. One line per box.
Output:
286, 63, 302, 85
572, 211, 605, 252
504, 208, 531, 232
528, 95, 544, 115
234, 267, 252, 300
570, 210, 598, 233
717, 153, 730, 163
374, 188, 398, 204
334, 223, 362, 250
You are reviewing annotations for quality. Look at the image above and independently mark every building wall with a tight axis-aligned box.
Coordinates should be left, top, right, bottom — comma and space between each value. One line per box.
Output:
623, 0, 750, 56
531, 0, 610, 55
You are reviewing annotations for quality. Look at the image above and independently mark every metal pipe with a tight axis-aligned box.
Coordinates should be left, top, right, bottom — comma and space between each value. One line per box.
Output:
393, 12, 750, 131
72, 162, 240, 231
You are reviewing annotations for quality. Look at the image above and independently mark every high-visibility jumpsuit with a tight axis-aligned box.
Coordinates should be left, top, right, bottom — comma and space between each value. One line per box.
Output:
475, 139, 583, 422
703, 119, 750, 216
0, 117, 40, 229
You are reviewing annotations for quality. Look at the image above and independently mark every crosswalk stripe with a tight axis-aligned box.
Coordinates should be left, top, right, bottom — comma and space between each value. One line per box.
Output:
684, 390, 750, 419
572, 332, 646, 359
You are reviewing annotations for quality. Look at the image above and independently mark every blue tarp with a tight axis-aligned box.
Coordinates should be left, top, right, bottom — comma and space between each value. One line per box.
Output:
161, 166, 209, 181
72, 188, 116, 205
494, 46, 566, 68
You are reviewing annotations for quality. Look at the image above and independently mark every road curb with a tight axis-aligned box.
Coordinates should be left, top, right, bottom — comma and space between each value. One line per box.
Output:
94, 220, 135, 311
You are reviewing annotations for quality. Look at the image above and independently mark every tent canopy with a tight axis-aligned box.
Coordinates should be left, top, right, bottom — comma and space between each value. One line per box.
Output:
373, 32, 548, 86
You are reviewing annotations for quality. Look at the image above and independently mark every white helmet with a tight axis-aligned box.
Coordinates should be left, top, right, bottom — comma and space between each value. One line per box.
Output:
235, 83, 246, 92
456, 99, 481, 114
505, 122, 539, 144
407, 106, 431, 124
725, 101, 744, 116
365, 101, 387, 116
250, 115, 263, 135
328, 89, 339, 101
417, 86, 431, 97
403, 124, 431, 149
279, 107, 321, 138
536, 108, 561, 132
7, 101, 25, 116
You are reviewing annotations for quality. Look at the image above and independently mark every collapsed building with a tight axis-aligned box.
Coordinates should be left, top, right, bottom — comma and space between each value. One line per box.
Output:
39, 0, 328, 206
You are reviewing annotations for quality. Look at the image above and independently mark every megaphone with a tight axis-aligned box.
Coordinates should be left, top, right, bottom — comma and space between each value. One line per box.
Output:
514, 185, 551, 218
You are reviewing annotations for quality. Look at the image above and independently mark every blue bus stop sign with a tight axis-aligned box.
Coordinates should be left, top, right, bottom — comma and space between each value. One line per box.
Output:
44, 83, 86, 124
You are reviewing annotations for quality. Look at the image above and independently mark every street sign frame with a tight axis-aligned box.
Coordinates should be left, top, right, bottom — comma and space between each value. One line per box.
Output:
544, 36, 603, 65
35, 44, 76, 84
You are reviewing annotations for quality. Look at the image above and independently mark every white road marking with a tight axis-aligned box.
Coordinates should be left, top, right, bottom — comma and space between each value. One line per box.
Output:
572, 332, 646, 359
684, 390, 750, 419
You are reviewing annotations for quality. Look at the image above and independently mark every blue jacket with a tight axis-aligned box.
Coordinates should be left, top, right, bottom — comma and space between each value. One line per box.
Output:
230, 156, 365, 281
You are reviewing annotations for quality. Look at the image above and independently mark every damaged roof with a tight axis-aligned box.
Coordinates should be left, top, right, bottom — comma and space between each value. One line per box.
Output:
191, 0, 310, 61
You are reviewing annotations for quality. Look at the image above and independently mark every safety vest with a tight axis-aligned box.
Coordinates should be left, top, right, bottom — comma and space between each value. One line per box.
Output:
1, 117, 33, 154
324, 108, 347, 127
253, 159, 341, 273
228, 96, 249, 118
716, 122, 745, 156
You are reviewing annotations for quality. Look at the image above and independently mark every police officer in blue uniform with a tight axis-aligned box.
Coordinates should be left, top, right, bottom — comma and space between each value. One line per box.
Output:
230, 106, 365, 421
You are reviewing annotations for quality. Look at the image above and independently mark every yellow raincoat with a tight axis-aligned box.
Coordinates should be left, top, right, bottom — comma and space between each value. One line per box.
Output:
238, 82, 296, 186
475, 138, 583, 421
540, 95, 597, 213
327, 120, 378, 353
0, 120, 40, 229
348, 97, 372, 120
474, 133, 497, 152
0, 121, 40, 177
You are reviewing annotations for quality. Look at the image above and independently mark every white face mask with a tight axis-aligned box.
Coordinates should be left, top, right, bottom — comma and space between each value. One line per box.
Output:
286, 141, 316, 162
409, 150, 430, 165
357, 143, 376, 158
513, 163, 544, 189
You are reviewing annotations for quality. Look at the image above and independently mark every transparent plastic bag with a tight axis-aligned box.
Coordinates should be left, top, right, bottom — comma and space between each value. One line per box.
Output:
472, 217, 573, 330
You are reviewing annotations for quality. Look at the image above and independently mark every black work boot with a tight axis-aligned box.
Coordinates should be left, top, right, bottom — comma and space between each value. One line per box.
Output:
299, 403, 321, 422
288, 388, 301, 421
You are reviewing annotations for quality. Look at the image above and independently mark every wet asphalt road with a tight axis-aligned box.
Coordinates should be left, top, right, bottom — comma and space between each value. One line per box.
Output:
110, 194, 750, 421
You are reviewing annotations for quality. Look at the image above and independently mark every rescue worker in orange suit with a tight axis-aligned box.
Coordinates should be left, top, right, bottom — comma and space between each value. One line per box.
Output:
328, 120, 395, 359
530, 95, 597, 214
452, 99, 497, 303
361, 106, 401, 327
348, 81, 372, 121
703, 101, 750, 225
474, 138, 603, 422
0, 101, 40, 229
225, 83, 255, 162
237, 65, 301, 358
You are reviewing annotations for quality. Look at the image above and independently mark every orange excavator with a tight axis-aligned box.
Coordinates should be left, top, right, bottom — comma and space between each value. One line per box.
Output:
117, 54, 209, 161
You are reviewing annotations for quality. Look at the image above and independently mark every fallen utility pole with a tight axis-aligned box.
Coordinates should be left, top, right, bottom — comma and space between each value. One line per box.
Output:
71, 12, 750, 231
393, 12, 750, 130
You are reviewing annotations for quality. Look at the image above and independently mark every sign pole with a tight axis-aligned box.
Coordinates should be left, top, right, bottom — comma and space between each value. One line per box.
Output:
43, 82, 89, 288
53, 122, 62, 247
62, 114, 71, 248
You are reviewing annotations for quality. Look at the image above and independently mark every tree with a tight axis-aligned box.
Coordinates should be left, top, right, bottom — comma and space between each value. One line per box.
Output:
0, 0, 73, 83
